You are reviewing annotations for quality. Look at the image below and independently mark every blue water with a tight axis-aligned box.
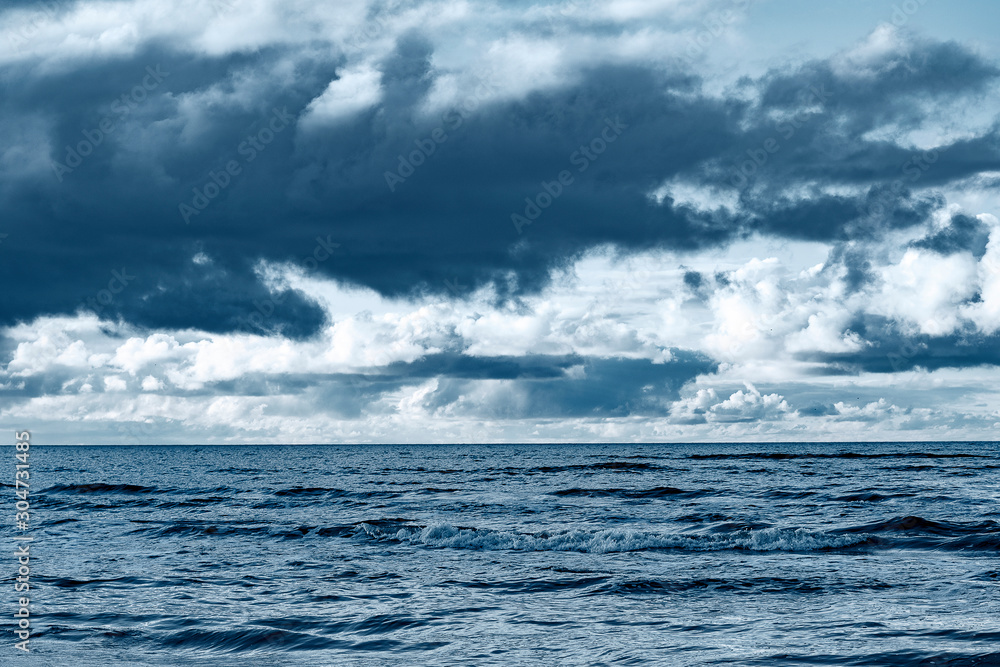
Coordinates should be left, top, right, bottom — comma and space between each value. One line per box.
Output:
14, 443, 1000, 665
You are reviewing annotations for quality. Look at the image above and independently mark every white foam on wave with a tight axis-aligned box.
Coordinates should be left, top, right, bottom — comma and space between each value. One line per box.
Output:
354, 523, 867, 553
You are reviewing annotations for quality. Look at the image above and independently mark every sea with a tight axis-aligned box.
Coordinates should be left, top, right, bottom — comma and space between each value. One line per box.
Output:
13, 442, 1000, 665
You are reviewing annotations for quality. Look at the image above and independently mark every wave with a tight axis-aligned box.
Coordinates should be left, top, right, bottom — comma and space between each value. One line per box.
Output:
350, 522, 868, 553
42, 483, 164, 494
832, 491, 915, 502
334, 514, 1000, 554
573, 461, 661, 471
160, 627, 348, 652
127, 519, 317, 540
834, 515, 999, 536
746, 650, 1000, 666
489, 461, 667, 475
41, 517, 81, 526
51, 576, 153, 588
40, 483, 236, 496
832, 516, 1000, 550
689, 452, 988, 461
535, 461, 663, 473
444, 575, 611, 593
119, 513, 1000, 552
761, 490, 816, 499
273, 487, 457, 500
586, 576, 891, 595
274, 487, 351, 497
550, 486, 695, 499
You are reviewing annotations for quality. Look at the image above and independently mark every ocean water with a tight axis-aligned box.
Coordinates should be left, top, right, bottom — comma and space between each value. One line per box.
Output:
15, 442, 1000, 665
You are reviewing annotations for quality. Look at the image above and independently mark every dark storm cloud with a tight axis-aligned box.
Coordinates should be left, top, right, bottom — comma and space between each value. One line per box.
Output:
805, 316, 1000, 374
0, 350, 715, 425
822, 211, 990, 300
825, 243, 877, 293
716, 35, 999, 239
287, 62, 738, 298
250, 355, 606, 420
797, 403, 838, 418
1, 23, 999, 339
757, 37, 998, 124
1, 42, 343, 336
912, 213, 990, 259
418, 353, 717, 419
214, 352, 716, 419
383, 353, 581, 380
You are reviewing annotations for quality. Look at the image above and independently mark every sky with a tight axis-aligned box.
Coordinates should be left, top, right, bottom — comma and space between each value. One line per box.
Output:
2, 0, 1000, 444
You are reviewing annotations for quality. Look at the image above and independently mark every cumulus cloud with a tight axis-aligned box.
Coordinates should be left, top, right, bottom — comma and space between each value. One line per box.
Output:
1, 1, 999, 442
301, 64, 383, 127
5, 217, 1000, 442
2, 8, 996, 336
671, 383, 790, 424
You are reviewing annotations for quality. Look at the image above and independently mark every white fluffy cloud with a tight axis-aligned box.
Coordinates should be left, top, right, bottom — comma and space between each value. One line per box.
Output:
670, 383, 790, 424
301, 64, 383, 127
872, 249, 979, 335
4, 207, 1000, 443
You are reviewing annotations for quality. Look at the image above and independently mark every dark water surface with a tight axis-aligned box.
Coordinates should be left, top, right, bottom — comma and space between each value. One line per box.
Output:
12, 443, 1000, 665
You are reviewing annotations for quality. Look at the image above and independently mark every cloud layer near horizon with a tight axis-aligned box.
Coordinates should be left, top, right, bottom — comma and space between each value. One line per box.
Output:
2, 0, 1000, 442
